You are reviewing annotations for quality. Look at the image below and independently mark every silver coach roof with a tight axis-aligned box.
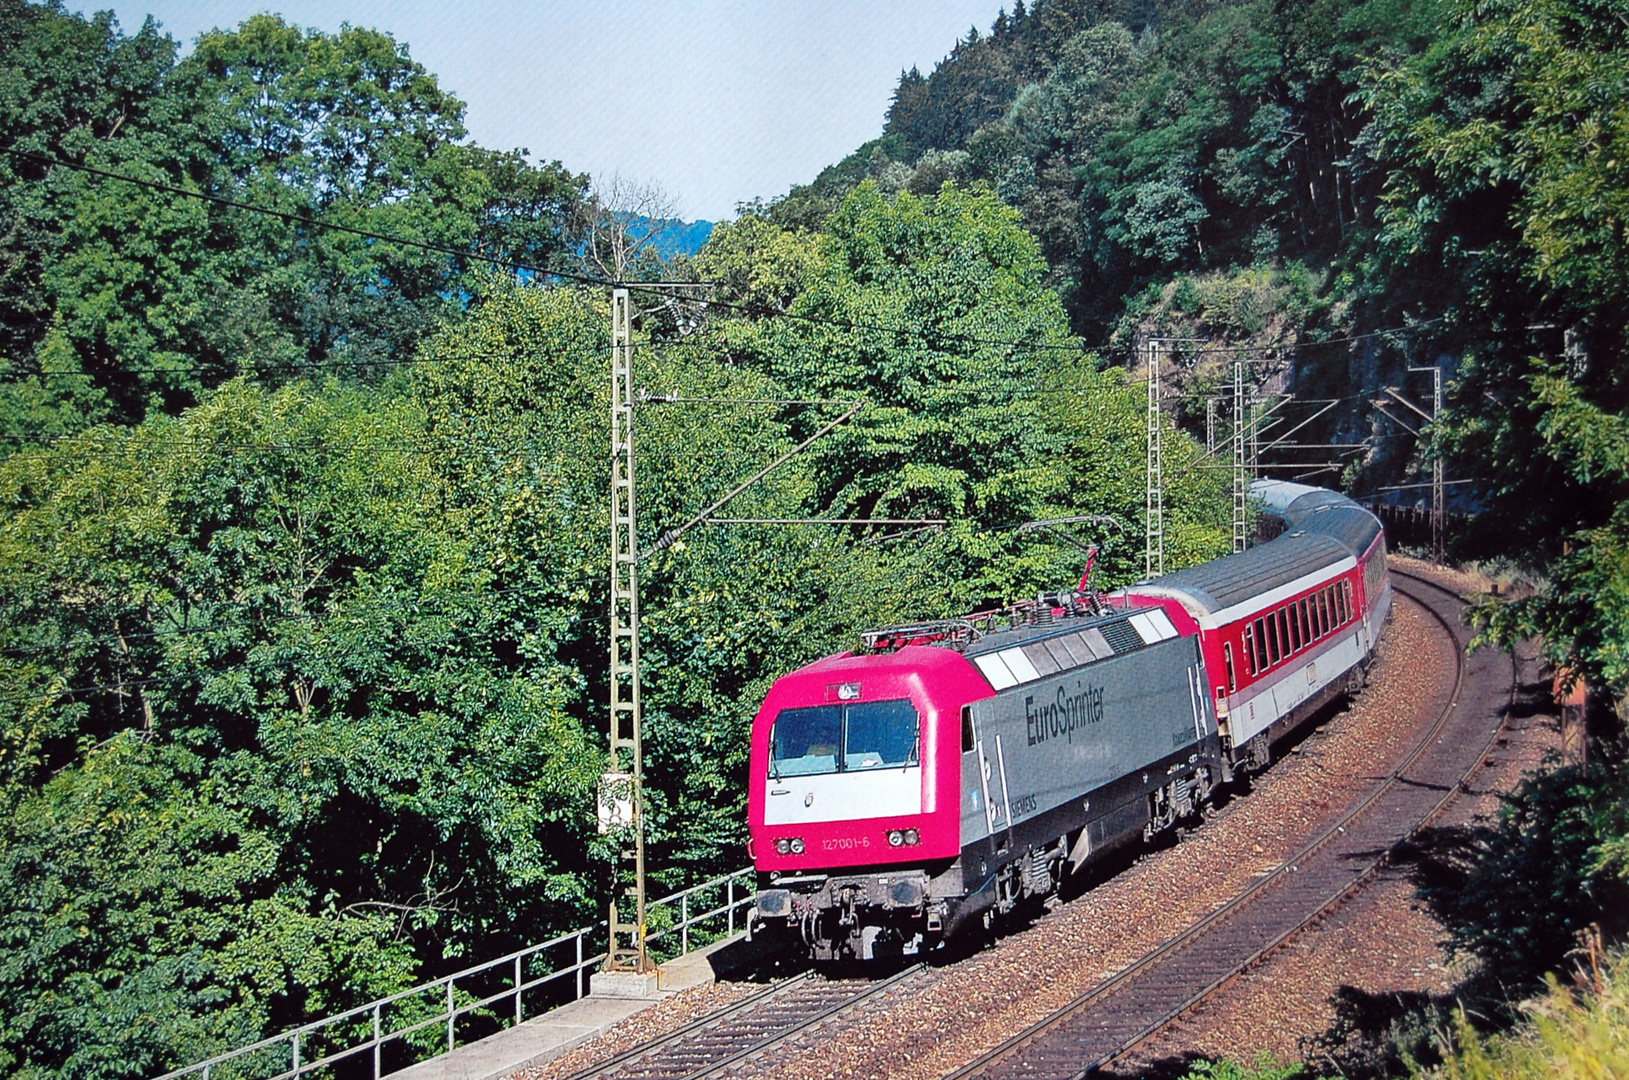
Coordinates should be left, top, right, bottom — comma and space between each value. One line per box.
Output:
1132, 481, 1382, 616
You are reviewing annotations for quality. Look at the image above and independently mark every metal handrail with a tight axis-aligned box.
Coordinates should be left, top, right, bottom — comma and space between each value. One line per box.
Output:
155, 866, 755, 1080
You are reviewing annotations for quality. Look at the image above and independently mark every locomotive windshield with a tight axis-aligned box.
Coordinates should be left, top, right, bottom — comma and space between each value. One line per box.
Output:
770, 699, 919, 777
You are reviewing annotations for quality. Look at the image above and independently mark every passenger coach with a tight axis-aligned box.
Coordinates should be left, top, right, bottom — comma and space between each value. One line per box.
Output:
1124, 480, 1390, 772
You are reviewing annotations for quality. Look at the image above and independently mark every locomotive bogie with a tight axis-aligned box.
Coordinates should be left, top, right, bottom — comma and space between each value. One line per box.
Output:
752, 867, 950, 960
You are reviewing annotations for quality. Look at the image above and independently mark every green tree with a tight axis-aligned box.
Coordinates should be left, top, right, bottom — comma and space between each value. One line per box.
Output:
1, 7, 587, 437
0, 738, 414, 1080
1362, 0, 1629, 693
701, 181, 1228, 603
0, 375, 606, 1073
0, 0, 176, 439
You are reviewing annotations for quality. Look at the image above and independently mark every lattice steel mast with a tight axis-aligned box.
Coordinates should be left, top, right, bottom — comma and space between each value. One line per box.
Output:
604, 286, 652, 974
1144, 337, 1165, 579
1233, 357, 1249, 553
1409, 363, 1444, 561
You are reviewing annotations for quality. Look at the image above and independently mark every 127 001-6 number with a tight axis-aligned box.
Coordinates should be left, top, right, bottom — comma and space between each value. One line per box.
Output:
821, 836, 871, 851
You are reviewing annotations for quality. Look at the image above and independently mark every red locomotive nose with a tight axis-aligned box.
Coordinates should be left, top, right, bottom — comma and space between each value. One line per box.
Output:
748, 646, 991, 877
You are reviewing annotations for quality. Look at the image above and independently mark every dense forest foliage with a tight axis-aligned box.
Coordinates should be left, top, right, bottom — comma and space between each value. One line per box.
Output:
2, 0, 1627, 1076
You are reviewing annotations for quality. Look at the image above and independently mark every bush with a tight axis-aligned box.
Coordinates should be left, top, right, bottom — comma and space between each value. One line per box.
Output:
1416, 940, 1629, 1080
1421, 753, 1629, 1003
1181, 1053, 1305, 1080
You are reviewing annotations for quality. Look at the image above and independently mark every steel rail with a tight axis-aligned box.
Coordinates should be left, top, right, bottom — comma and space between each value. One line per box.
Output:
552, 972, 815, 1080
557, 964, 928, 1080
945, 569, 1512, 1080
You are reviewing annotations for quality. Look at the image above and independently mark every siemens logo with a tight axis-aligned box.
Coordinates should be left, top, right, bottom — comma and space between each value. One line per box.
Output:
1025, 682, 1106, 747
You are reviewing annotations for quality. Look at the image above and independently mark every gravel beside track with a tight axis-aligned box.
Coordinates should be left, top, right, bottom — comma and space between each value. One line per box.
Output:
516, 564, 1535, 1080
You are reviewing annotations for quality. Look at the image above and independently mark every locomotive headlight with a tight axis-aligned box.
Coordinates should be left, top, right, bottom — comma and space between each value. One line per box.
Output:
904, 828, 920, 846
888, 830, 904, 847
788, 837, 805, 855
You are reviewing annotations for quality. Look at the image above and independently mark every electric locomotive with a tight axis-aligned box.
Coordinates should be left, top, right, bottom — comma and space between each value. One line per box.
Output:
747, 481, 1389, 961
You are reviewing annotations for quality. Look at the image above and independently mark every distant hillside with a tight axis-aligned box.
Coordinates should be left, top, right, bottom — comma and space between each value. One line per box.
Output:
773, 0, 1432, 342
633, 216, 714, 260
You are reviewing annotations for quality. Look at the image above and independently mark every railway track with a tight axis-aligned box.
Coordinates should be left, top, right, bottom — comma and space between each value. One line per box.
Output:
550, 570, 1512, 1080
555, 964, 929, 1080
942, 570, 1515, 1080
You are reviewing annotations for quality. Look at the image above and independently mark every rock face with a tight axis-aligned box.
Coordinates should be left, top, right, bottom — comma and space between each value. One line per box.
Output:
1123, 268, 1460, 515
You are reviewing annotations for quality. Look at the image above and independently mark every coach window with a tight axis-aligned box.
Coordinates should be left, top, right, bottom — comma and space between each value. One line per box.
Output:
1224, 642, 1238, 691
1342, 581, 1354, 622
1316, 590, 1330, 636
1277, 608, 1291, 658
1334, 583, 1346, 625
1290, 604, 1303, 652
1299, 599, 1312, 645
1253, 621, 1268, 670
1265, 615, 1280, 666
1242, 627, 1256, 675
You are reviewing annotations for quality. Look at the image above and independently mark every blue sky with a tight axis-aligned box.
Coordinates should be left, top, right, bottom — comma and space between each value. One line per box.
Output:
83, 1, 1007, 221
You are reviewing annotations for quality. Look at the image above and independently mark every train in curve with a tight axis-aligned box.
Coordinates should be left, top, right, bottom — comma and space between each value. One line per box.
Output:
746, 480, 1391, 961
